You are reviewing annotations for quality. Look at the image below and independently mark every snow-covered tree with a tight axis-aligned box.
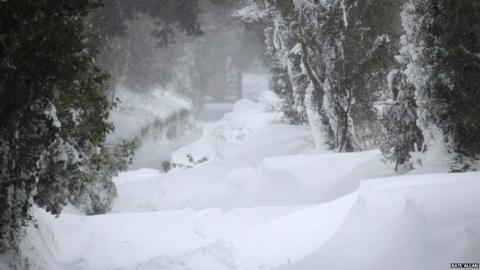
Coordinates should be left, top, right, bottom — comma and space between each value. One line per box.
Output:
261, 0, 395, 151
401, 0, 480, 165
380, 70, 423, 173
0, 1, 133, 262
343, 0, 404, 150
265, 1, 309, 124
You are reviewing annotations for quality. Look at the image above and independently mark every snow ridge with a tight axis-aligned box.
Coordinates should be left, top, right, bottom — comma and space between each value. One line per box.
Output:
21, 92, 480, 270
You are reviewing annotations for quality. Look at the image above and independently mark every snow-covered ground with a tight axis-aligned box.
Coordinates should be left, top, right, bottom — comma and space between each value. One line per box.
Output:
107, 88, 195, 170
20, 91, 480, 270
107, 88, 193, 143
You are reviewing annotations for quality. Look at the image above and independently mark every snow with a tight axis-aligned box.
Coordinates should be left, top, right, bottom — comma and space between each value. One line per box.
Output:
107, 88, 195, 170
279, 173, 480, 270
44, 102, 62, 129
171, 96, 288, 167
107, 88, 192, 142
290, 43, 302, 55
17, 91, 480, 270
233, 1, 266, 23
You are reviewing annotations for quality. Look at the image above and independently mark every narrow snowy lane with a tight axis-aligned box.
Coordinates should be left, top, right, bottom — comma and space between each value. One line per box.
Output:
5, 0, 480, 269
22, 94, 480, 270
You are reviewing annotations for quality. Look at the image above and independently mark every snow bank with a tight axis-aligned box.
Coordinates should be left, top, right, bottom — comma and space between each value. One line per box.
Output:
129, 172, 480, 270
23, 170, 480, 270
18, 92, 480, 270
171, 92, 284, 167
113, 126, 313, 212
277, 172, 480, 270
113, 92, 391, 212
108, 88, 192, 142
22, 205, 306, 270
107, 88, 195, 169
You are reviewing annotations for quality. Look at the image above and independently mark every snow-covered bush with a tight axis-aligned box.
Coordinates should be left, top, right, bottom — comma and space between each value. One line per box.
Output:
70, 140, 136, 215
0, 1, 132, 262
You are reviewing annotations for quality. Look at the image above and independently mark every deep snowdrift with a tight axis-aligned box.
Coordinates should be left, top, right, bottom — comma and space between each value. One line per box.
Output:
19, 91, 480, 270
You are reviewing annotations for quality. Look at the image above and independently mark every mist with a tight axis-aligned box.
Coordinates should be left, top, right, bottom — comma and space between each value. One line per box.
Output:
92, 0, 270, 169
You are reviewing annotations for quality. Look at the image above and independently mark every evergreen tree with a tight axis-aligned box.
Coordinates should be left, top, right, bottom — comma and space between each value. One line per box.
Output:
264, 0, 308, 125
343, 0, 404, 150
315, 0, 352, 151
265, 0, 352, 150
246, 0, 480, 164
0, 0, 132, 261
380, 70, 423, 172
402, 0, 480, 162
262, 0, 410, 152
